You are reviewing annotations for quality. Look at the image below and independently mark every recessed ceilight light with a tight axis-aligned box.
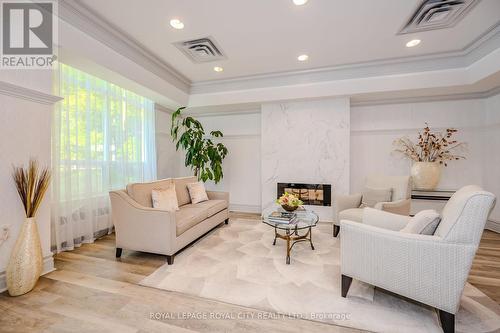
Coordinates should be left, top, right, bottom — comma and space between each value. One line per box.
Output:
293, 0, 308, 5
406, 39, 421, 47
297, 54, 309, 61
213, 66, 224, 72
170, 19, 184, 29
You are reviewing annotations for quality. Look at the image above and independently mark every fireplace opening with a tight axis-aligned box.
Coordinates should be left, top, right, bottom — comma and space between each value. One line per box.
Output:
277, 183, 331, 206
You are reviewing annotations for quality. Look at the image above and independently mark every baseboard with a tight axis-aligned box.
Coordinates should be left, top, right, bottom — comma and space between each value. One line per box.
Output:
485, 219, 500, 233
229, 204, 261, 214
0, 254, 55, 293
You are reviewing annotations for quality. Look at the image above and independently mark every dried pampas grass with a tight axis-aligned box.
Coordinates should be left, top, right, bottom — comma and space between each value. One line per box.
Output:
12, 159, 51, 218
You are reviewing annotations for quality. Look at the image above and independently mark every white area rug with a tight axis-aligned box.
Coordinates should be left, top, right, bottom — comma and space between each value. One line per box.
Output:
140, 219, 500, 333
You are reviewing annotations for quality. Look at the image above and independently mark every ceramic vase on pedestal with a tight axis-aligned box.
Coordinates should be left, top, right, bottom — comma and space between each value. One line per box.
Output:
6, 217, 43, 296
411, 162, 442, 190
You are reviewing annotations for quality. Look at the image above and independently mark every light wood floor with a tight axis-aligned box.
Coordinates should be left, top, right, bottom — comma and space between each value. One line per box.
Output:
1, 213, 499, 333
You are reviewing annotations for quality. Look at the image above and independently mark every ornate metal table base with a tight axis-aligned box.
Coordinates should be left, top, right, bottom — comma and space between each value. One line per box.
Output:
273, 225, 314, 264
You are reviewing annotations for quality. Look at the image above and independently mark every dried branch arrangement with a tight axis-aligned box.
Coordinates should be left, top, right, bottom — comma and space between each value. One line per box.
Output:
393, 124, 466, 166
12, 159, 51, 218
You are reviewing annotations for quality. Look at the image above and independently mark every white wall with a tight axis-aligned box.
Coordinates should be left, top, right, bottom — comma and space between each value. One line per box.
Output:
200, 113, 262, 212
166, 95, 499, 229
483, 93, 500, 222
0, 72, 55, 291
155, 111, 262, 212
261, 98, 350, 221
155, 107, 182, 179
351, 97, 500, 229
350, 99, 485, 193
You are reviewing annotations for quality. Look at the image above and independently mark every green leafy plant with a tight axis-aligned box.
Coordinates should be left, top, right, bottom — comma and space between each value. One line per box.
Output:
171, 107, 228, 183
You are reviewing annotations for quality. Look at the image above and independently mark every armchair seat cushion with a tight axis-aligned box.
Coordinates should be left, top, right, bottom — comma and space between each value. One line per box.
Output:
339, 208, 364, 223
176, 206, 208, 236
183, 199, 228, 218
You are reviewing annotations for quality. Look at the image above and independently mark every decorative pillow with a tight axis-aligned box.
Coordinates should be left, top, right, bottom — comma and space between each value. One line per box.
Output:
151, 185, 179, 211
187, 181, 209, 204
359, 187, 392, 208
401, 209, 441, 235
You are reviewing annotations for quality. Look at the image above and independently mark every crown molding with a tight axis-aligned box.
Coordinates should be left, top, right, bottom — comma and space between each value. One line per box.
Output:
191, 22, 500, 94
350, 85, 500, 107
58, 0, 191, 93
155, 104, 174, 114
0, 81, 63, 105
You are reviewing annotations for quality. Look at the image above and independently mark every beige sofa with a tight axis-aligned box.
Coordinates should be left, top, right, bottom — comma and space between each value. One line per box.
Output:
109, 176, 229, 264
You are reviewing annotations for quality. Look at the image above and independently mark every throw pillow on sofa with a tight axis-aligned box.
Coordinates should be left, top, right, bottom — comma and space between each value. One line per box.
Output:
359, 187, 392, 208
401, 209, 441, 235
187, 181, 209, 204
152, 185, 179, 211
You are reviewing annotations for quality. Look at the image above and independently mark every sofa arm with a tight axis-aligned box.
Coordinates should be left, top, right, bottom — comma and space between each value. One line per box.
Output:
334, 193, 362, 225
340, 220, 476, 314
109, 190, 176, 255
374, 198, 411, 216
207, 190, 229, 203
361, 207, 411, 231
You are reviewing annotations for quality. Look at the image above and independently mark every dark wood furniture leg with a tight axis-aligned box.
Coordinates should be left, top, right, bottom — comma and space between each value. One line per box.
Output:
438, 309, 455, 333
166, 255, 175, 265
115, 248, 122, 258
333, 225, 340, 237
224, 218, 229, 225
341, 274, 352, 298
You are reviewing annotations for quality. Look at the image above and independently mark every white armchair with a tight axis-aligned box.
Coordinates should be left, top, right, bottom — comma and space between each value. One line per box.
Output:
340, 185, 496, 333
333, 175, 412, 237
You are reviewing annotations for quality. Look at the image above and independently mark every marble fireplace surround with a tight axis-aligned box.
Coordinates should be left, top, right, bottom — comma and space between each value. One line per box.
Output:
261, 97, 350, 221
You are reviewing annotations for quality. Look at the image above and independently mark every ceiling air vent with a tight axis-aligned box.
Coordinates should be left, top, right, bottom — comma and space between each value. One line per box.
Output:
399, 0, 479, 34
174, 37, 226, 63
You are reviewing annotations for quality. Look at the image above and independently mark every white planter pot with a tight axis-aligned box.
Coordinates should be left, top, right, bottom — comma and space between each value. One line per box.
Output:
411, 162, 442, 190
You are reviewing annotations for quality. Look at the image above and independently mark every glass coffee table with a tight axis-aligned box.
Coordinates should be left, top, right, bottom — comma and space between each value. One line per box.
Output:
262, 207, 319, 264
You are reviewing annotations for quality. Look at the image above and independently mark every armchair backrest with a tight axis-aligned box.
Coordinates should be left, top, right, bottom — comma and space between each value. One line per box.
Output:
365, 175, 411, 201
435, 185, 496, 244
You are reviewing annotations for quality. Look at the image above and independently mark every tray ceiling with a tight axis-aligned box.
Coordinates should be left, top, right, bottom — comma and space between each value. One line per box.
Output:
76, 0, 500, 83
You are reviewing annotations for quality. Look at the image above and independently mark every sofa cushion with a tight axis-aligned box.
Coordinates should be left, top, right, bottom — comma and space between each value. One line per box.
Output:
187, 181, 209, 204
152, 185, 179, 212
360, 187, 392, 208
173, 176, 197, 206
126, 178, 173, 207
401, 209, 441, 235
175, 206, 208, 236
183, 199, 228, 218
339, 208, 364, 223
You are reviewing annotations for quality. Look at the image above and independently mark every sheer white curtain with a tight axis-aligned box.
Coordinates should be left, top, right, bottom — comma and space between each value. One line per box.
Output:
52, 63, 156, 252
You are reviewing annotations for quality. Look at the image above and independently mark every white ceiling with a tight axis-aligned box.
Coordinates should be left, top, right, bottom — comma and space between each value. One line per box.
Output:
79, 0, 500, 83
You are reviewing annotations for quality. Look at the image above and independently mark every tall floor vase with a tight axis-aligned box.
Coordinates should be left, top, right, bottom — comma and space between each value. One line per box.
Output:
6, 217, 43, 296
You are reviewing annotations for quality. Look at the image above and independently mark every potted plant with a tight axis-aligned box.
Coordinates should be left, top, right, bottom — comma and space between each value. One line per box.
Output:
277, 192, 303, 212
7, 159, 50, 296
393, 124, 466, 190
171, 107, 228, 183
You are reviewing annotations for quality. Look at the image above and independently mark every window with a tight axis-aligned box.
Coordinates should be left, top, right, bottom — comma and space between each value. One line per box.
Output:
52, 63, 156, 251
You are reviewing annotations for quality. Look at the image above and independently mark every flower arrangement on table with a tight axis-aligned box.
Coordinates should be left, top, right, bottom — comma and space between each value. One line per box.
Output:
276, 192, 303, 212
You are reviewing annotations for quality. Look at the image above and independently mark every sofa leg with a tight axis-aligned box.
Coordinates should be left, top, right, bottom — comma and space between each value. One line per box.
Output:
438, 309, 455, 333
166, 255, 174, 265
224, 218, 229, 225
333, 225, 340, 237
116, 248, 122, 258
341, 274, 352, 298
